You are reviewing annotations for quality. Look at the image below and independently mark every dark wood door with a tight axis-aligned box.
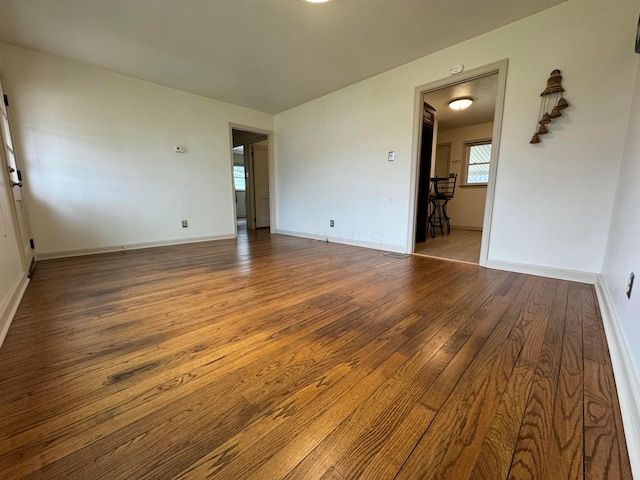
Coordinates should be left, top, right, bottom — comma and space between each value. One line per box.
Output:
415, 124, 433, 243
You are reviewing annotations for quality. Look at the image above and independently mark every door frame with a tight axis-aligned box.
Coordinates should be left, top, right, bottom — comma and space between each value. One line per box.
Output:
0, 70, 34, 273
228, 124, 275, 236
407, 59, 508, 267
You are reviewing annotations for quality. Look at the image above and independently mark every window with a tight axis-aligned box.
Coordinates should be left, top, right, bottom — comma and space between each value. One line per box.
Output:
463, 140, 492, 185
233, 166, 246, 191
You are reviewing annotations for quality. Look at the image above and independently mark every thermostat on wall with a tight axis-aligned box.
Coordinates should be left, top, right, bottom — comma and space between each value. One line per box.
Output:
175, 145, 186, 153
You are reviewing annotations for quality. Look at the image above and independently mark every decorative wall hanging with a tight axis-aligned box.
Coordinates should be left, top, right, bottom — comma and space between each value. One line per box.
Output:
530, 69, 569, 144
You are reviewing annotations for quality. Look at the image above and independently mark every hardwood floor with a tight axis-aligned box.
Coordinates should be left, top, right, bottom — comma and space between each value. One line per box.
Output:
414, 228, 482, 264
0, 230, 632, 479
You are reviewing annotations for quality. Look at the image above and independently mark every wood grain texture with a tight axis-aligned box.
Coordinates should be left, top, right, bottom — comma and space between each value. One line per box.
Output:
507, 280, 567, 480
546, 283, 585, 480
414, 227, 482, 263
0, 230, 631, 479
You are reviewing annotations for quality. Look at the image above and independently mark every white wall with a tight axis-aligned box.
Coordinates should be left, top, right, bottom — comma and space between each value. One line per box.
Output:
600, 60, 640, 471
603, 58, 640, 391
0, 43, 273, 257
275, 0, 638, 274
436, 122, 493, 230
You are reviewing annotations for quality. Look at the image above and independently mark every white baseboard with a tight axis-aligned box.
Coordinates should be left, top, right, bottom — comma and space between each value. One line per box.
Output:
485, 259, 598, 284
37, 234, 237, 260
275, 229, 406, 254
595, 275, 640, 478
0, 272, 29, 349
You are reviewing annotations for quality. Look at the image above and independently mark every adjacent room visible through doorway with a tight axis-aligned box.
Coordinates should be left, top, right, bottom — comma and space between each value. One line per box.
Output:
413, 68, 502, 265
231, 128, 270, 236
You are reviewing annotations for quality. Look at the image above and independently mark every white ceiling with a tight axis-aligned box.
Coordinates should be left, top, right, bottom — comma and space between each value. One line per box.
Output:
0, 0, 566, 114
424, 73, 498, 130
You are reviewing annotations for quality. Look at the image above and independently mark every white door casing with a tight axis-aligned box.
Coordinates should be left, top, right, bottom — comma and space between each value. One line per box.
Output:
0, 75, 34, 273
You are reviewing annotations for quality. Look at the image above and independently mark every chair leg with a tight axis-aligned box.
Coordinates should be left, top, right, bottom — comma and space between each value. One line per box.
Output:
428, 200, 436, 238
442, 199, 451, 235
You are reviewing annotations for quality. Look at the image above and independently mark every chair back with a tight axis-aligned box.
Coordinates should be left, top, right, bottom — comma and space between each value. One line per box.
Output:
435, 173, 457, 199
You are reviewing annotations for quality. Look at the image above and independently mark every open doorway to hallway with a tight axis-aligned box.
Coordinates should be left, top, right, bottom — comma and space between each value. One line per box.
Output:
412, 62, 506, 266
231, 128, 270, 237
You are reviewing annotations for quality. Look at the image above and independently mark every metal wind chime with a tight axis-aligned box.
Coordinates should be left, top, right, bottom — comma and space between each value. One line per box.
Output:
530, 69, 569, 144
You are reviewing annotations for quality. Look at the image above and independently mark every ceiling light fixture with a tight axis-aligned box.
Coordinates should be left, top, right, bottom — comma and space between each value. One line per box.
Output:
305, 0, 331, 3
448, 97, 474, 110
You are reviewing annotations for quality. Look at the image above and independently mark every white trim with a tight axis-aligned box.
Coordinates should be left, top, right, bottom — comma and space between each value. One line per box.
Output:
595, 275, 640, 478
229, 123, 275, 235
461, 138, 492, 187
0, 70, 36, 273
37, 234, 236, 260
485, 259, 598, 284
0, 272, 29, 349
275, 229, 406, 254
407, 59, 508, 269
478, 62, 507, 268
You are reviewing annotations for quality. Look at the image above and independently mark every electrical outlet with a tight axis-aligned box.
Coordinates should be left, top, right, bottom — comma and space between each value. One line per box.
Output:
627, 272, 635, 299
182, 220, 188, 228
330, 220, 334, 227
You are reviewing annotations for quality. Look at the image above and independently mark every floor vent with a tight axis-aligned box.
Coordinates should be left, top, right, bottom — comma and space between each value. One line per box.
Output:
383, 252, 410, 259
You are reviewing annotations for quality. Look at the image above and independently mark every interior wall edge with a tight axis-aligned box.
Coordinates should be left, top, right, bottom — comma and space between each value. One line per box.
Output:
595, 274, 640, 479
0, 273, 28, 349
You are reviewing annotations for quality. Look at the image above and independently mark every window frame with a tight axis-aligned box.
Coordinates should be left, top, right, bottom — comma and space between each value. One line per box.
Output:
233, 165, 246, 192
462, 138, 492, 187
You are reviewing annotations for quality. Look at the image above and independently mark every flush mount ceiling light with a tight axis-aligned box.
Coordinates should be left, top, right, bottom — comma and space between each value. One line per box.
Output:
448, 97, 474, 110
305, 0, 331, 2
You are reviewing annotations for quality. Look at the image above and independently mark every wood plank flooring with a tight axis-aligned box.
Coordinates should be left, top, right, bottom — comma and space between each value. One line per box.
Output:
0, 229, 632, 479
414, 228, 482, 264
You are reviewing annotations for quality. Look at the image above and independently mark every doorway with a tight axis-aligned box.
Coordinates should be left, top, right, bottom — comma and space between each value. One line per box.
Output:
410, 61, 507, 266
231, 127, 272, 236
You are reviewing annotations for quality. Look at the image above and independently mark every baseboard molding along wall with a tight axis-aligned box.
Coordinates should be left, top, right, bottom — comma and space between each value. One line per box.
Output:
486, 259, 598, 284
595, 275, 640, 478
275, 229, 406, 254
37, 234, 237, 260
0, 273, 29, 349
